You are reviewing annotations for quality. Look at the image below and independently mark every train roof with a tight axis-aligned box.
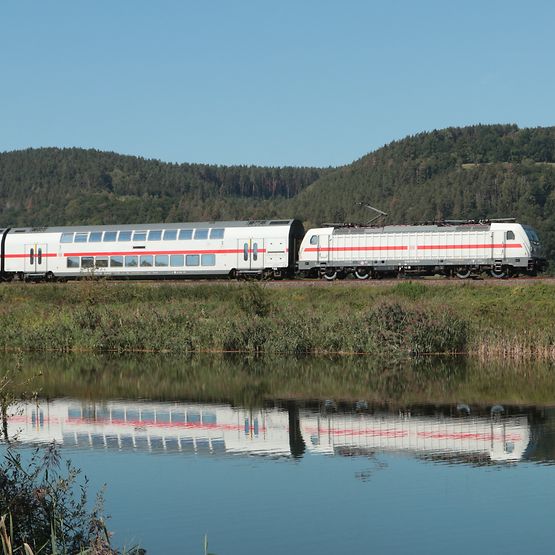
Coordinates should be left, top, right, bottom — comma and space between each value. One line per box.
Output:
332, 223, 494, 234
6, 219, 300, 234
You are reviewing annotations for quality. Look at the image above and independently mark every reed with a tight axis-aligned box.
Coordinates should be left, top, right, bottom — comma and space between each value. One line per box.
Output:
0, 280, 554, 359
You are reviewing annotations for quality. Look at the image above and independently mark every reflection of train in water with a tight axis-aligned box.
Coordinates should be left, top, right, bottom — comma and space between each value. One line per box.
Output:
8, 399, 530, 463
302, 410, 528, 463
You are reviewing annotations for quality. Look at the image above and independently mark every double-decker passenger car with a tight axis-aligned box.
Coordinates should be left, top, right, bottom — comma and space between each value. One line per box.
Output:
298, 220, 546, 279
0, 219, 304, 280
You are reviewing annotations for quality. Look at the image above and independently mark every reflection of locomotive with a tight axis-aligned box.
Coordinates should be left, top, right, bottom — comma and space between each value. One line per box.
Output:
0, 218, 546, 281
9, 399, 530, 463
301, 411, 529, 462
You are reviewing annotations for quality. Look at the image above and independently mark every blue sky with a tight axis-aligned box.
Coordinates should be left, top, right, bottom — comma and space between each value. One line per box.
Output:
1, 0, 554, 167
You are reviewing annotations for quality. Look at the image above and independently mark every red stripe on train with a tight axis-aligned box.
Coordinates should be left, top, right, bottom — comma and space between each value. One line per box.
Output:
304, 246, 408, 252
417, 243, 522, 250
4, 253, 58, 258
416, 431, 522, 441
305, 243, 523, 253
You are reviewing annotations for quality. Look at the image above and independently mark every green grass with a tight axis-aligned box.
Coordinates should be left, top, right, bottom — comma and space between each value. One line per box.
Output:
0, 280, 554, 359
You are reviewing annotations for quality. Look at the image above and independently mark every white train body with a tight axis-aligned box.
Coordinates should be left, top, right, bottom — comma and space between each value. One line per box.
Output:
298, 221, 545, 279
0, 219, 304, 279
0, 218, 545, 280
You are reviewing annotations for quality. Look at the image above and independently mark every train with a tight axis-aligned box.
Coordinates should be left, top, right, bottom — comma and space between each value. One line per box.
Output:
0, 218, 546, 281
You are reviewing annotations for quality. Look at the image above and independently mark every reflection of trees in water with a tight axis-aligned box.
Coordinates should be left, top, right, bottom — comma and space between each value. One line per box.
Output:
1, 361, 40, 443
3, 352, 555, 423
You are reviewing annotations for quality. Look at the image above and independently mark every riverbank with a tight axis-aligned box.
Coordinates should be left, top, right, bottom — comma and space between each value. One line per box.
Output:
0, 280, 554, 359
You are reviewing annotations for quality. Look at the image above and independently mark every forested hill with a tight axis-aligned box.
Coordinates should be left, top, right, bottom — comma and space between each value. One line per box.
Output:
2, 124, 555, 261
0, 148, 326, 226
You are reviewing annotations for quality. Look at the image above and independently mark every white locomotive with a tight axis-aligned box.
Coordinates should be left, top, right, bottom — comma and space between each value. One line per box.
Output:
0, 218, 546, 280
298, 220, 545, 279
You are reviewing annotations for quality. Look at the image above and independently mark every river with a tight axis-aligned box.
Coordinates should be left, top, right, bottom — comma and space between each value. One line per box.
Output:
2, 354, 555, 554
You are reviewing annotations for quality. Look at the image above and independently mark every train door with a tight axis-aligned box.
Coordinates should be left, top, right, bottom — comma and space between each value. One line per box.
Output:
318, 235, 329, 263
24, 244, 48, 274
491, 231, 506, 260
237, 238, 264, 271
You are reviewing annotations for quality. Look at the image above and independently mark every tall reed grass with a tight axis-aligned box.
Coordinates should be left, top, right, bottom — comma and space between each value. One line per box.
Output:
0, 280, 554, 359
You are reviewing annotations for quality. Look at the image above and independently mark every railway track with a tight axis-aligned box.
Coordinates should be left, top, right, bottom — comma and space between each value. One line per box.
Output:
6, 276, 554, 287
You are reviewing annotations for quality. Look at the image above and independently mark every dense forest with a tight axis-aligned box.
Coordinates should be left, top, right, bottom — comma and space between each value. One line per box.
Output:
2, 124, 555, 261
0, 148, 325, 226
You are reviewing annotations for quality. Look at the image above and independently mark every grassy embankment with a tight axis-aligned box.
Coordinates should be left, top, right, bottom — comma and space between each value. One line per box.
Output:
0, 280, 554, 359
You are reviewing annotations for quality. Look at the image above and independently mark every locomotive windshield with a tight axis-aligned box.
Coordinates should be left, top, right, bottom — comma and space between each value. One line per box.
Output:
523, 226, 541, 245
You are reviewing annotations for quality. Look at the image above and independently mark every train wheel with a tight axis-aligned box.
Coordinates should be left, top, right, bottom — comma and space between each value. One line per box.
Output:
490, 268, 506, 279
354, 268, 370, 280
455, 268, 472, 279
322, 269, 337, 281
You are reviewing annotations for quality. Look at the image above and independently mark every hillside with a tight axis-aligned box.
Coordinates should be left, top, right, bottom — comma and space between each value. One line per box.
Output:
0, 148, 325, 226
1, 124, 555, 262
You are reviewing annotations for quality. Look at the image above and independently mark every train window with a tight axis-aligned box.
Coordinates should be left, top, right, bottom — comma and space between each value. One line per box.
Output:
170, 411, 186, 423
37, 248, 42, 265
133, 231, 147, 241
111, 409, 125, 421
29, 248, 34, 264
155, 255, 169, 267
66, 257, 79, 268
61, 233, 74, 243
74, 233, 88, 243
194, 229, 209, 240
118, 231, 132, 242
126, 409, 139, 421
186, 254, 199, 266
253, 243, 258, 261
310, 235, 318, 245
179, 229, 193, 240
210, 228, 225, 239
104, 231, 117, 242
202, 412, 217, 424
170, 255, 184, 267
163, 230, 178, 241
148, 230, 162, 241
187, 411, 201, 423
201, 254, 215, 266
81, 257, 94, 269
140, 255, 153, 267
507, 231, 515, 240
95, 258, 109, 268
243, 243, 248, 261
125, 256, 138, 267
89, 232, 103, 242
110, 256, 124, 267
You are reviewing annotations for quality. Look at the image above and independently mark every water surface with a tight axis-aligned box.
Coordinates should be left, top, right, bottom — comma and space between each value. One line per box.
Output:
3, 354, 555, 554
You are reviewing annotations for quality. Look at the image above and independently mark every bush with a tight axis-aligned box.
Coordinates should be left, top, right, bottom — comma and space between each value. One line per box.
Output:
0, 445, 113, 554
